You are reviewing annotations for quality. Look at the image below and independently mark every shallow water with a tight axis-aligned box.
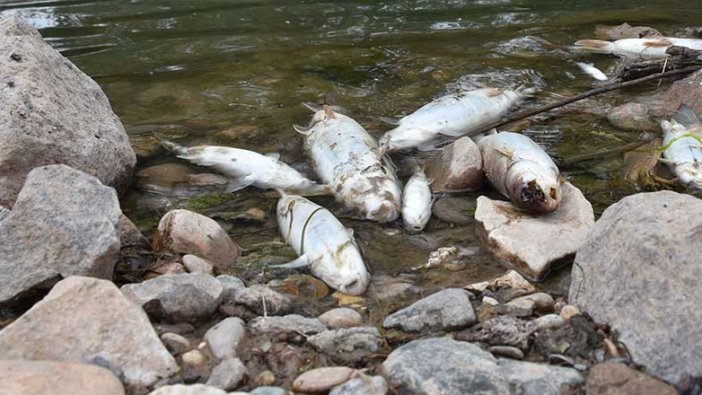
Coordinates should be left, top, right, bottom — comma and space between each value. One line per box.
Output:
3, 1, 702, 295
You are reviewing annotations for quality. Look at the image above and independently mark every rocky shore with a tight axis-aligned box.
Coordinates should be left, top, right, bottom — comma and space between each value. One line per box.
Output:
0, 14, 700, 395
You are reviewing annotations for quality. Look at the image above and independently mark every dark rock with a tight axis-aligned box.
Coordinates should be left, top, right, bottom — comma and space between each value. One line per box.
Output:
533, 315, 602, 359
0, 165, 121, 307
161, 333, 191, 355
0, 15, 135, 207
455, 315, 536, 350
595, 23, 662, 40
383, 288, 475, 332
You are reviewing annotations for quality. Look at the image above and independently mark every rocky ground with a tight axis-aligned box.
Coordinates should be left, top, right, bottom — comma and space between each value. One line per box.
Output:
0, 15, 700, 395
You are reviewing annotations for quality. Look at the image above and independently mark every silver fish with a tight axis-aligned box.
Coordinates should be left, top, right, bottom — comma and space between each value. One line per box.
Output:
573, 37, 702, 60
275, 193, 369, 295
574, 62, 608, 81
295, 106, 402, 223
379, 87, 535, 153
159, 139, 329, 195
660, 105, 702, 189
477, 131, 562, 213
402, 167, 433, 232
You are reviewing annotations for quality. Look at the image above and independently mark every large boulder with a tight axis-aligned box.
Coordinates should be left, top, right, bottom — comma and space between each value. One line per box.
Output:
570, 191, 702, 388
475, 182, 594, 281
0, 276, 178, 389
0, 15, 135, 208
153, 209, 239, 269
0, 360, 125, 395
0, 165, 121, 307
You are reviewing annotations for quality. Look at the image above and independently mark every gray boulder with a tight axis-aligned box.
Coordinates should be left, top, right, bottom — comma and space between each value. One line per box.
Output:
497, 359, 584, 395
0, 360, 125, 395
0, 15, 135, 208
0, 276, 178, 389
570, 191, 702, 387
381, 337, 509, 395
426, 136, 483, 192
475, 182, 594, 281
121, 273, 223, 323
383, 288, 475, 332
0, 165, 121, 307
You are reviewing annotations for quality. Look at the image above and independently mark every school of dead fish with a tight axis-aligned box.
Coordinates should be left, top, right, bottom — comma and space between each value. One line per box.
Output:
159, 31, 702, 295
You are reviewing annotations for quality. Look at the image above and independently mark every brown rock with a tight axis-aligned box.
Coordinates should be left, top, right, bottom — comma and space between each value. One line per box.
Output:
595, 23, 662, 40
292, 367, 355, 393
153, 209, 239, 269
586, 362, 677, 395
426, 136, 483, 192
0, 360, 125, 395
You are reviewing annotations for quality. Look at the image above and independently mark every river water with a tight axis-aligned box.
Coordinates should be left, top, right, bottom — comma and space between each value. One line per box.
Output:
2, 1, 701, 302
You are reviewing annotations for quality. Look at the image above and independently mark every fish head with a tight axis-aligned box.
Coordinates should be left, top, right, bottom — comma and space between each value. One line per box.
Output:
364, 196, 400, 223
675, 162, 702, 190
315, 241, 370, 295
403, 210, 430, 232
510, 172, 561, 213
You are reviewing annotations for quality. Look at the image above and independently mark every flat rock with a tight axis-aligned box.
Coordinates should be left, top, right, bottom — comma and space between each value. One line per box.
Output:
149, 384, 228, 395
455, 315, 536, 351
121, 273, 223, 323
383, 288, 475, 332
0, 165, 121, 307
0, 276, 178, 388
205, 317, 247, 360
0, 360, 125, 395
0, 15, 135, 207
318, 308, 363, 328
292, 367, 355, 393
569, 191, 702, 387
498, 359, 584, 395
235, 285, 291, 315
330, 375, 388, 395
307, 327, 381, 361
381, 337, 509, 395
206, 357, 247, 391
153, 209, 239, 270
426, 136, 483, 192
249, 315, 326, 336
586, 362, 677, 395
475, 182, 594, 281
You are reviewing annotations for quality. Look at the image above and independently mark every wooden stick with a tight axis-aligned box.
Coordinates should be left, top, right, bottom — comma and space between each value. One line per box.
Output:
557, 139, 652, 167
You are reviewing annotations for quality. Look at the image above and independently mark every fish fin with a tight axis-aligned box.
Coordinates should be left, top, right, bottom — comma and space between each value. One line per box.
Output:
265, 152, 281, 161
152, 132, 188, 155
301, 102, 322, 113
515, 85, 537, 98
323, 105, 337, 119
294, 184, 333, 197
417, 140, 442, 151
657, 158, 675, 165
378, 116, 401, 126
495, 147, 515, 158
643, 38, 672, 48
484, 87, 503, 97
672, 104, 702, 128
225, 178, 253, 193
573, 39, 614, 54
293, 124, 312, 135
271, 255, 312, 269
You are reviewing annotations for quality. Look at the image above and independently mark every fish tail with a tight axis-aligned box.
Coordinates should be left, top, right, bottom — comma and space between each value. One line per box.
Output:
672, 104, 701, 128
301, 102, 322, 113
515, 85, 537, 98
296, 184, 333, 197
573, 39, 614, 54
152, 132, 188, 155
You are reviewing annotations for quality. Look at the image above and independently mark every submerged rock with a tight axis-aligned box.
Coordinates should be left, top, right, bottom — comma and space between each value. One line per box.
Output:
426, 136, 483, 192
0, 277, 178, 388
0, 360, 125, 395
383, 288, 475, 332
498, 359, 584, 395
586, 362, 677, 395
569, 191, 702, 387
475, 182, 594, 281
381, 337, 509, 395
606, 102, 658, 132
0, 165, 121, 307
153, 209, 239, 270
0, 15, 135, 208
121, 273, 223, 323
136, 163, 229, 197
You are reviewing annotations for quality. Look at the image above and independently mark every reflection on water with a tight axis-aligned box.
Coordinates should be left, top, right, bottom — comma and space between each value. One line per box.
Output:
1, 0, 701, 285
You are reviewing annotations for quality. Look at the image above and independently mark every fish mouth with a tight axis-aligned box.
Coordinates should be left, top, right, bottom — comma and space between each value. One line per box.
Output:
339, 276, 369, 295
517, 180, 560, 213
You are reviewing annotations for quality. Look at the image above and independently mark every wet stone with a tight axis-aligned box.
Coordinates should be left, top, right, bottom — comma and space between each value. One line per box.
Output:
533, 315, 602, 359
606, 102, 658, 132
498, 359, 584, 395
292, 367, 355, 394
456, 315, 536, 350
330, 375, 388, 395
205, 317, 246, 360
249, 315, 326, 336
432, 197, 476, 224
235, 285, 291, 315
206, 357, 247, 391
318, 308, 363, 328
383, 288, 475, 332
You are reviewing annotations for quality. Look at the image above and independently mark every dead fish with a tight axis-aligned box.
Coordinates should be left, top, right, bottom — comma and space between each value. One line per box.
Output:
660, 105, 702, 189
295, 106, 402, 223
574, 62, 608, 81
158, 138, 329, 195
402, 167, 433, 232
275, 193, 369, 295
378, 86, 535, 153
477, 131, 562, 213
573, 37, 702, 60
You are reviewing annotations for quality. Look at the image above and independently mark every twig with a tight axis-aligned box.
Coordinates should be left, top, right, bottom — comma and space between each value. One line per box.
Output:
557, 139, 652, 167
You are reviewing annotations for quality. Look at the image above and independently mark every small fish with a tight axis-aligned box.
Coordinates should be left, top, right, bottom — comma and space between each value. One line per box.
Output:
660, 105, 702, 189
574, 62, 608, 81
275, 193, 370, 295
477, 131, 562, 213
379, 86, 535, 153
295, 106, 402, 223
402, 167, 433, 232
158, 138, 329, 195
573, 37, 702, 60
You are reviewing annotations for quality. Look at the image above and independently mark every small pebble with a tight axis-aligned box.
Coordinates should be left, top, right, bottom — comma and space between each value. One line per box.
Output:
292, 367, 355, 393
559, 305, 580, 320
181, 349, 207, 367
489, 345, 524, 360
332, 292, 365, 307
319, 308, 363, 328
161, 332, 191, 355
256, 370, 276, 386
534, 314, 566, 331
183, 254, 214, 275
482, 296, 500, 306
603, 338, 620, 357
